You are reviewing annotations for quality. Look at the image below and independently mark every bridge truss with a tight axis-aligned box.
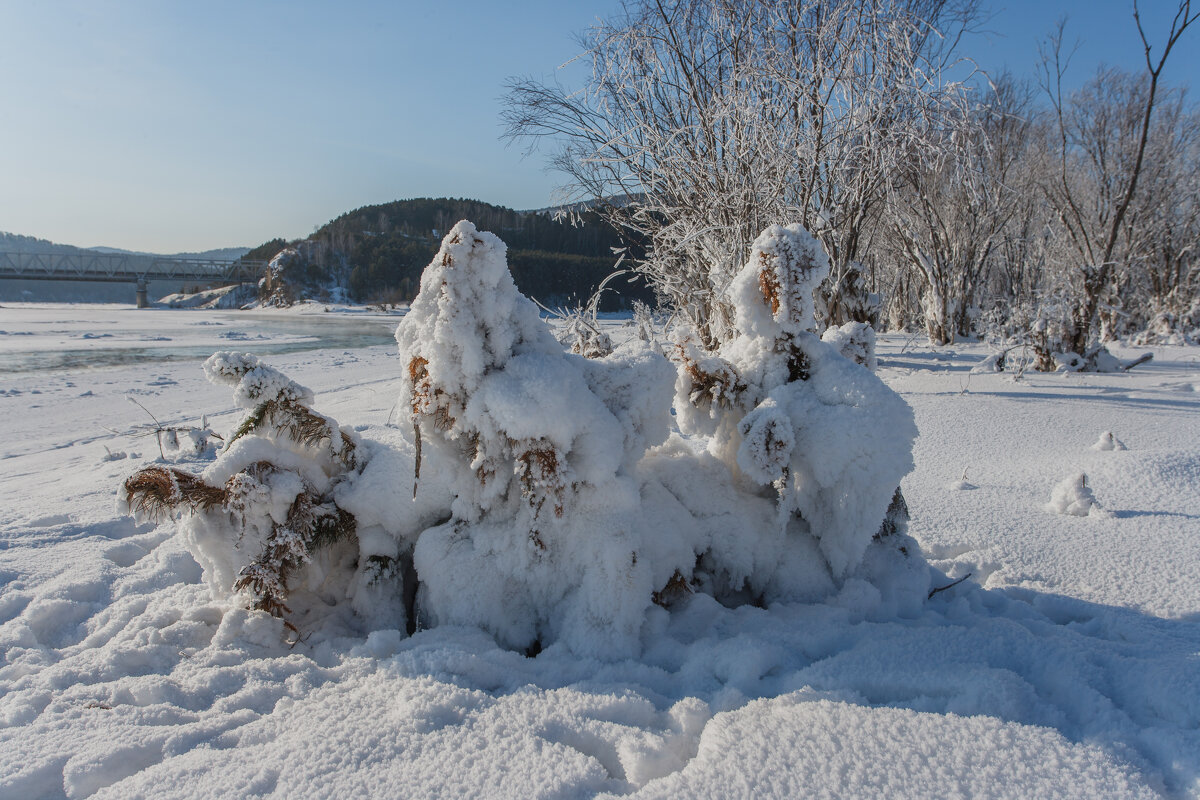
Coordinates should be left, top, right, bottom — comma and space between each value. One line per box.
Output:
0, 251, 268, 285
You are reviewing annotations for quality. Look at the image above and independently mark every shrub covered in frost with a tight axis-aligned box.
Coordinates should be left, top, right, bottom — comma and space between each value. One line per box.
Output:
672, 224, 920, 584
120, 221, 929, 657
377, 221, 677, 657
120, 352, 363, 627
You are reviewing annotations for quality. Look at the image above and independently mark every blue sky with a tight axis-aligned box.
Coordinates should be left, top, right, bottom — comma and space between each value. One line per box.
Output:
0, 1, 1195, 253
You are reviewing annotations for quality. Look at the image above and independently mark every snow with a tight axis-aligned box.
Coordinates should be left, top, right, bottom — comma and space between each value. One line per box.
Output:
674, 224, 919, 587
2, 300, 1200, 797
1093, 431, 1129, 452
820, 320, 877, 372
1046, 473, 1109, 518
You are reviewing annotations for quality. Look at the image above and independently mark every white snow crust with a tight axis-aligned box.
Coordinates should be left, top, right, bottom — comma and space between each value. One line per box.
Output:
1, 262, 1200, 797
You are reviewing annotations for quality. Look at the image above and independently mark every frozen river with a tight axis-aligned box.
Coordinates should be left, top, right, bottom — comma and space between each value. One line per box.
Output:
0, 304, 401, 374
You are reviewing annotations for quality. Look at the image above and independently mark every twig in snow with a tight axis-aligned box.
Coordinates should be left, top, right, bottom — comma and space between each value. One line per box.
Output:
928, 572, 973, 599
122, 395, 222, 459
1122, 352, 1153, 371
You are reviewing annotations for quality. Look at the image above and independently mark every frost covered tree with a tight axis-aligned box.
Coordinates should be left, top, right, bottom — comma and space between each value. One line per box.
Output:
505, 0, 977, 348
1120, 94, 1200, 340
884, 77, 1033, 345
504, 0, 1200, 351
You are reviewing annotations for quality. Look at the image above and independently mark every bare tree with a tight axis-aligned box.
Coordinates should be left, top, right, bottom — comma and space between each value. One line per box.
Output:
1036, 1, 1198, 361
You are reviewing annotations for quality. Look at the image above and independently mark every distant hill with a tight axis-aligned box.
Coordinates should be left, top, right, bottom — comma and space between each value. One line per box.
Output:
3, 197, 655, 310
0, 232, 250, 262
89, 246, 252, 261
0, 232, 92, 255
519, 192, 644, 216
250, 197, 652, 309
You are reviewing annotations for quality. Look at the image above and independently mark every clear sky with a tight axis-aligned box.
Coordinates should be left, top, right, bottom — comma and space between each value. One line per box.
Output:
0, 1, 1195, 253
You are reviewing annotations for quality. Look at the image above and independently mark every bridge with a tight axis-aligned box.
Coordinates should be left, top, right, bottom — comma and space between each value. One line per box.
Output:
0, 251, 269, 306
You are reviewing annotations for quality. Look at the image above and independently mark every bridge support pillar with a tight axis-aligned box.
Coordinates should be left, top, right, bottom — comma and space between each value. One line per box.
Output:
135, 279, 149, 308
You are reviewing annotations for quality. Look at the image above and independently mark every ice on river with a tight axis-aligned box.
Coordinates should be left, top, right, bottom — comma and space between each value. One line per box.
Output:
0, 303, 398, 374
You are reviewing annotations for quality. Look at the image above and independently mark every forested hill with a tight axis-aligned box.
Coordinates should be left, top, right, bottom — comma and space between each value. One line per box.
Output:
248, 197, 652, 309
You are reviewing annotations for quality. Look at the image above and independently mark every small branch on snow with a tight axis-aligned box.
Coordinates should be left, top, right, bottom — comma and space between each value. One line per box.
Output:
1122, 353, 1153, 371
928, 572, 973, 599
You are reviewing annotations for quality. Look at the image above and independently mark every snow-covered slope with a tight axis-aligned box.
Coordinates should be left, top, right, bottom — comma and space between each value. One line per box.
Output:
1, 311, 1197, 799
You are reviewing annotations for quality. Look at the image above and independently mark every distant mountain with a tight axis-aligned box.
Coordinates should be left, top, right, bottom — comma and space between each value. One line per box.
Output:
87, 246, 252, 261
3, 196, 655, 310
0, 232, 92, 255
0, 232, 250, 262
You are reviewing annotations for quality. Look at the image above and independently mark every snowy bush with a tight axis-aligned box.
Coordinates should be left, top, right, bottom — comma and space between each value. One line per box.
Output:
384, 221, 680, 657
977, 299, 1153, 375
120, 352, 363, 627
1130, 298, 1200, 346
672, 225, 920, 583
119, 221, 929, 657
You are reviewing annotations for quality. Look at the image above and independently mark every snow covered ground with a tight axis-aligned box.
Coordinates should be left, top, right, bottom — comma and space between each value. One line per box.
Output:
1, 305, 1198, 799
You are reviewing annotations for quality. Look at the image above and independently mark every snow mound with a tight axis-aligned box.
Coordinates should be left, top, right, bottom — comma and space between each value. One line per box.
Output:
821, 320, 878, 372
1046, 473, 1109, 518
1092, 431, 1128, 451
